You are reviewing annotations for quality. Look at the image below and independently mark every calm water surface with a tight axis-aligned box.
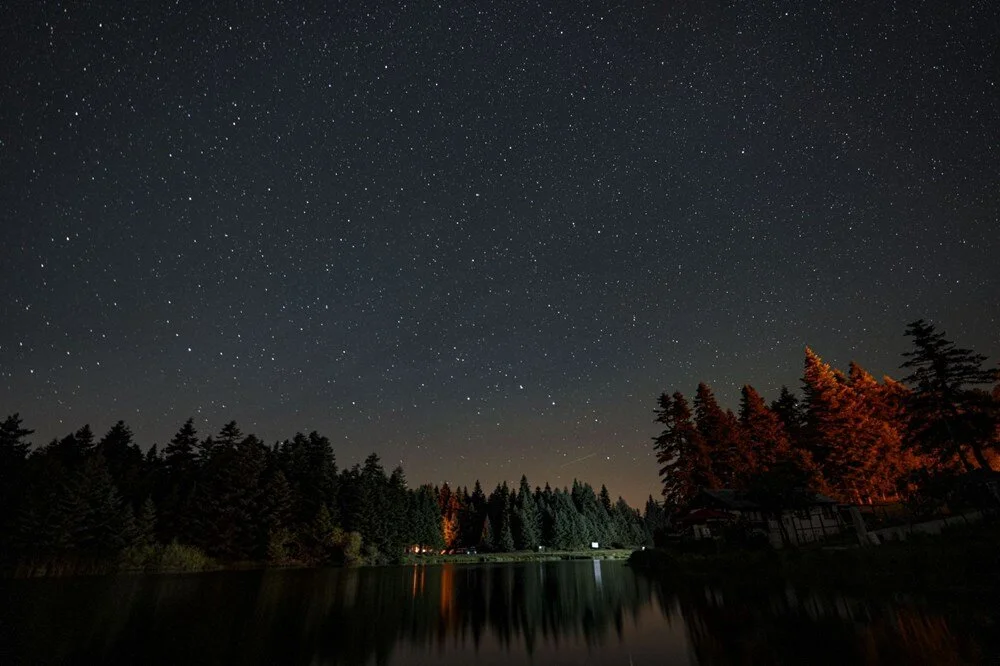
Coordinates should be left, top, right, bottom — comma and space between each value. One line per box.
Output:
0, 560, 992, 665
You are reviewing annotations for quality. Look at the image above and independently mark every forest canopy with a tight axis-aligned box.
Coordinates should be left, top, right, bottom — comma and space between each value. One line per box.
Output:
653, 320, 999, 510
0, 415, 654, 574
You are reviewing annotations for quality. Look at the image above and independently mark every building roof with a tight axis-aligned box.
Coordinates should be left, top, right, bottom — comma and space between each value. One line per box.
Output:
678, 508, 738, 525
694, 488, 838, 511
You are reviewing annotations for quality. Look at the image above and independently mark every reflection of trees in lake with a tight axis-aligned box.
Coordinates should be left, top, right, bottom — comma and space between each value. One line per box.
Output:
661, 580, 986, 665
1, 563, 991, 665
0, 561, 651, 665
405, 561, 655, 655
251, 561, 656, 663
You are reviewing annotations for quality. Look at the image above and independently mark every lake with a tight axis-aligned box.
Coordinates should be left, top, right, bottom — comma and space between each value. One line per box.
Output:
0, 560, 993, 664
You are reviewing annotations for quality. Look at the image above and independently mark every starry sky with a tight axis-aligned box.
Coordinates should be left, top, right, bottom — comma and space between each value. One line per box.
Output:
2, 1, 998, 505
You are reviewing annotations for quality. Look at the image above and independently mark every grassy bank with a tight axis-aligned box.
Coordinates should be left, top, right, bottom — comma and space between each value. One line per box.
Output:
403, 548, 633, 566
7, 543, 221, 578
628, 520, 1000, 595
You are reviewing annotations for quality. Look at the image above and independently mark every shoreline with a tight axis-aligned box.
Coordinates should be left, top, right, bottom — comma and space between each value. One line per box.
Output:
626, 520, 1000, 597
3, 548, 635, 579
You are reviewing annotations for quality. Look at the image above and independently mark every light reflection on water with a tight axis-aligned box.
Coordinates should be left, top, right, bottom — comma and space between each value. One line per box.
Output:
0, 560, 991, 665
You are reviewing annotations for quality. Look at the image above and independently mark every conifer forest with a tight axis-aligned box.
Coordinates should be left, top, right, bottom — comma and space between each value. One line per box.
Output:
0, 416, 653, 574
654, 320, 999, 512
1, 320, 995, 574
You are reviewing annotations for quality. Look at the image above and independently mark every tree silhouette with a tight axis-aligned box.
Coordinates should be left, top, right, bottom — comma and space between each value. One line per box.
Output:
3, 412, 650, 573
0, 414, 33, 556
902, 319, 998, 471
654, 392, 714, 507
513, 476, 542, 550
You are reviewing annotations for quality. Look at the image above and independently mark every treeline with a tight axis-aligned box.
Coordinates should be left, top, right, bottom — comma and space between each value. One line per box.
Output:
654, 320, 999, 508
0, 417, 653, 574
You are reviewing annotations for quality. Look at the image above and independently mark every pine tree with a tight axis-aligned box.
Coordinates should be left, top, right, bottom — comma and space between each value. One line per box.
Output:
134, 496, 157, 547
481, 514, 495, 550
771, 386, 806, 443
408, 484, 444, 550
554, 489, 587, 548
97, 420, 144, 507
164, 418, 199, 476
0, 414, 33, 552
216, 421, 243, 449
496, 506, 515, 552
439, 482, 460, 547
64, 455, 136, 555
305, 504, 336, 563
0, 413, 32, 460
801, 348, 843, 487
848, 363, 917, 500
356, 453, 392, 561
643, 495, 668, 545
385, 466, 410, 557
802, 349, 899, 502
464, 480, 488, 547
511, 476, 541, 551
598, 484, 613, 515
260, 470, 293, 551
510, 476, 539, 550
654, 392, 714, 507
44, 424, 95, 467
158, 420, 201, 544
614, 497, 647, 547
694, 383, 745, 487
307, 431, 339, 521
901, 319, 998, 471
190, 433, 267, 559
739, 385, 791, 474
278, 431, 339, 526
571, 479, 611, 544
486, 482, 516, 552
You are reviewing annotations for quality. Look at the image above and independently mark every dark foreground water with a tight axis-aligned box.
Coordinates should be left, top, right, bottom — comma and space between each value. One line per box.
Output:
0, 560, 993, 665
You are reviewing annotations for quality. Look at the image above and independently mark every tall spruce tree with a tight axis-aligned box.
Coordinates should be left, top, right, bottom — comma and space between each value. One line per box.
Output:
803, 349, 904, 502
512, 475, 541, 550
164, 418, 199, 476
0, 414, 33, 553
771, 386, 806, 443
643, 495, 669, 545
465, 480, 488, 547
190, 432, 267, 559
97, 421, 144, 507
408, 484, 444, 550
848, 363, 917, 499
654, 391, 714, 507
694, 383, 746, 487
739, 385, 790, 475
902, 319, 998, 471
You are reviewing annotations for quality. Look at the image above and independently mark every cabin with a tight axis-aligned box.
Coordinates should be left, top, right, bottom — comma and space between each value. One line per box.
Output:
681, 488, 846, 548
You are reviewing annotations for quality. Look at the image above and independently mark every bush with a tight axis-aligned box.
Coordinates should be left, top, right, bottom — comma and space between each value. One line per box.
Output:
266, 528, 297, 565
120, 542, 214, 573
331, 528, 364, 566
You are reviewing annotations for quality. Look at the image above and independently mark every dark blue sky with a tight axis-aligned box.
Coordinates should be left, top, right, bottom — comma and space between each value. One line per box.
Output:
2, 0, 998, 504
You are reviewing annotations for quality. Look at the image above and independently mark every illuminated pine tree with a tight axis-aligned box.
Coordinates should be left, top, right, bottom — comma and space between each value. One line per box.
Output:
654, 392, 714, 507
442, 492, 462, 548
803, 349, 904, 502
693, 384, 744, 487
848, 363, 921, 500
739, 384, 791, 475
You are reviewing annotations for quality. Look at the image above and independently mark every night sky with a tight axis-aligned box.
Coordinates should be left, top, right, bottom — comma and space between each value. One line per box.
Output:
2, 1, 998, 505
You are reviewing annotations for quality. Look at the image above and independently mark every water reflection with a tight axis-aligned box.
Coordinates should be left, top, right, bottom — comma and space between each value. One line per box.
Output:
0, 560, 992, 665
671, 581, 987, 666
